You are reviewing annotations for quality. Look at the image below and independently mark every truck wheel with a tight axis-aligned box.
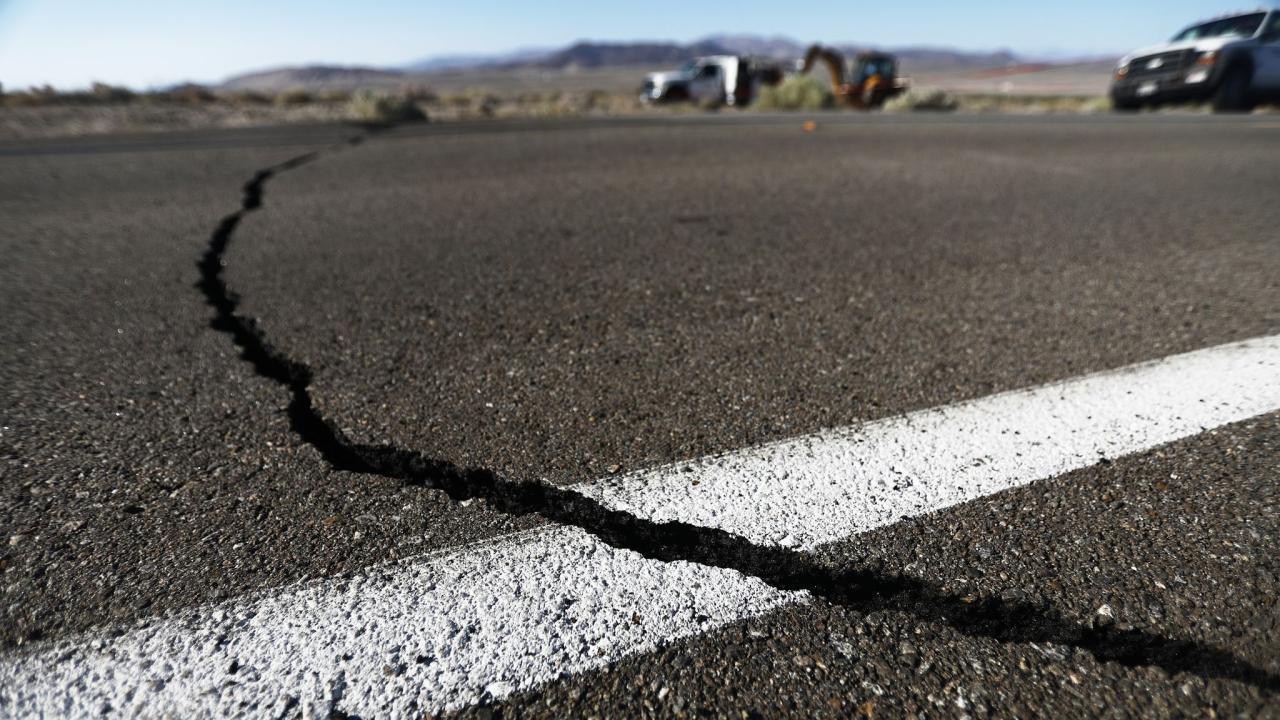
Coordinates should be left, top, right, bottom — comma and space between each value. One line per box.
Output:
696, 94, 725, 111
1212, 67, 1255, 113
660, 85, 690, 103
1111, 97, 1141, 112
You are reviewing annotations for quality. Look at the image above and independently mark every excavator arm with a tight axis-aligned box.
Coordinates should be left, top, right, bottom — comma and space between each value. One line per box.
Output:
801, 45, 847, 94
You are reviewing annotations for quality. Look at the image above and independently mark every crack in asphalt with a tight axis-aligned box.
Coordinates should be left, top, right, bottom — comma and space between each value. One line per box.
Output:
196, 128, 1280, 699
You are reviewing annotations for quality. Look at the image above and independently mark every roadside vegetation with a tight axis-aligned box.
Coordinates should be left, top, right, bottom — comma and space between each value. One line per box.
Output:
883, 88, 961, 112
3, 80, 1277, 139
754, 75, 834, 111
955, 93, 1112, 114
0, 82, 653, 138
345, 89, 429, 123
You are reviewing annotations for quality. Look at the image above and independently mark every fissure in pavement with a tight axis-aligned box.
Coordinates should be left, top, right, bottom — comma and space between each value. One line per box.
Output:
194, 127, 1280, 702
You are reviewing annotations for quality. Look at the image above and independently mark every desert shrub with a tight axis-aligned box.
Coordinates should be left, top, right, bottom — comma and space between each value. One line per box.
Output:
2, 91, 37, 108
583, 89, 611, 111
396, 84, 439, 104
446, 93, 474, 108
478, 93, 501, 116
754, 75, 834, 111
91, 82, 134, 103
884, 88, 960, 112
3, 85, 58, 107
346, 89, 427, 123
226, 90, 272, 106
315, 89, 352, 103
0, 84, 138, 107
165, 84, 217, 105
273, 87, 313, 106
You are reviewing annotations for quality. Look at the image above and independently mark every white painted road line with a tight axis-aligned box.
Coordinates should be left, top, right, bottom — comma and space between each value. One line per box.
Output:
3, 335, 1279, 717
0, 528, 799, 718
581, 334, 1280, 549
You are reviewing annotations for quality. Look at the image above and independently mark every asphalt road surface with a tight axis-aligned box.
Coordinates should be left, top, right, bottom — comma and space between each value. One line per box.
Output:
2, 114, 1279, 718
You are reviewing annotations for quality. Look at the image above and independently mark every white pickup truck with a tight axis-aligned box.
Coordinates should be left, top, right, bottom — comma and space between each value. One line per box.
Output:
1111, 9, 1280, 112
641, 56, 782, 106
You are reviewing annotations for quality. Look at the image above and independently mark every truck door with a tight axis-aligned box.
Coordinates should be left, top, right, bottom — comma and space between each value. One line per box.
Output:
1257, 12, 1280, 89
689, 63, 724, 103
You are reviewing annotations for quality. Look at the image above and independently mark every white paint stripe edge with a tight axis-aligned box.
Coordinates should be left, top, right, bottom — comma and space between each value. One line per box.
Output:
3, 335, 1279, 718
582, 334, 1280, 549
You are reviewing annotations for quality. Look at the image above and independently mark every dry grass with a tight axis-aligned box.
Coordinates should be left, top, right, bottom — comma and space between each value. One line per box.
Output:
954, 93, 1112, 114
884, 88, 961, 112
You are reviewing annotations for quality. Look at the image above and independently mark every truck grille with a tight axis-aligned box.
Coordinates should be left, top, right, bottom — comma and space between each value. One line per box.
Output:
1127, 50, 1192, 78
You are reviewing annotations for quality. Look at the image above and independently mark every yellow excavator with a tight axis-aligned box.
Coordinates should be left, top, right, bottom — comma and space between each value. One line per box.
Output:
801, 45, 909, 109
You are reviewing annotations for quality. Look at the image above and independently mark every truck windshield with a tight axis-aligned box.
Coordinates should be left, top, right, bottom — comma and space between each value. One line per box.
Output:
1171, 13, 1266, 41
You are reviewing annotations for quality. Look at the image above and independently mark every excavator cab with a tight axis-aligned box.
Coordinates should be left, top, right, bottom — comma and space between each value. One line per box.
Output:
853, 53, 897, 86
850, 52, 898, 107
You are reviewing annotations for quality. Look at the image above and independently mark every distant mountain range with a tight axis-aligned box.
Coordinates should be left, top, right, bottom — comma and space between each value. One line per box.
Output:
399, 35, 1031, 72
221, 66, 405, 92
220, 34, 1103, 92
401, 47, 554, 72
703, 35, 1024, 69
525, 40, 740, 70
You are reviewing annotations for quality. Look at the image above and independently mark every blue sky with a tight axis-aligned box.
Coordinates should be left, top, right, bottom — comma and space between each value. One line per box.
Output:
0, 0, 1272, 89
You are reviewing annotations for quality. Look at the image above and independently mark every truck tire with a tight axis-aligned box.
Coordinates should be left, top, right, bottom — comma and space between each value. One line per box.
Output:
1212, 66, 1256, 113
660, 85, 690, 103
1111, 97, 1141, 112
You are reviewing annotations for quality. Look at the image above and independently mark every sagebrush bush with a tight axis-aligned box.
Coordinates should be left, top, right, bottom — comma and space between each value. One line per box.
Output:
754, 75, 834, 111
397, 85, 439, 104
2, 83, 138, 107
91, 82, 135, 103
273, 87, 313, 106
346, 90, 427, 123
316, 89, 352, 103
883, 88, 960, 112
226, 90, 272, 106
2, 86, 51, 107
165, 84, 217, 105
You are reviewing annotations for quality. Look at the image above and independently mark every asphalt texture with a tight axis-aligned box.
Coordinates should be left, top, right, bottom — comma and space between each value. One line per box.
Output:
3, 114, 1279, 716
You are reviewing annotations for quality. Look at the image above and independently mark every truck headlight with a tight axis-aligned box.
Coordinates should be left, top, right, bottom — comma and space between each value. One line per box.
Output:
1115, 63, 1129, 80
1186, 51, 1217, 84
